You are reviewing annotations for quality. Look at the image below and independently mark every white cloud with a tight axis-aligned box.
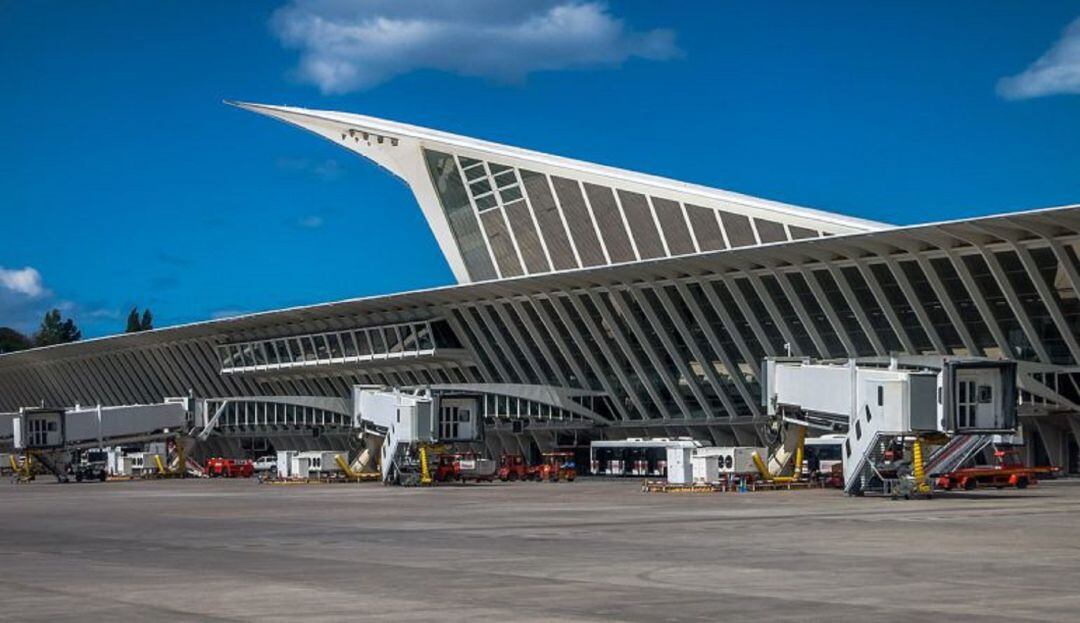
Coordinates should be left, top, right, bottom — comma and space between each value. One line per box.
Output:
0, 266, 46, 298
0, 266, 54, 333
210, 309, 250, 320
276, 156, 343, 181
297, 215, 325, 228
271, 0, 681, 93
998, 16, 1080, 100
0, 267, 125, 337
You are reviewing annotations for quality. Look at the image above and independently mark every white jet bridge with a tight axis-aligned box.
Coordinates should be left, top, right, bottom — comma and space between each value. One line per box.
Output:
762, 356, 1019, 496
353, 386, 485, 485
10, 399, 195, 482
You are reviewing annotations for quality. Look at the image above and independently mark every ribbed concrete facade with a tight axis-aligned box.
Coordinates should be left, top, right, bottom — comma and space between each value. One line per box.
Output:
2, 107, 1078, 466
3, 206, 1079, 463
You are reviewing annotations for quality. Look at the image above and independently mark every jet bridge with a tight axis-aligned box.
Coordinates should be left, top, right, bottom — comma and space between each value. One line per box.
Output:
10, 400, 193, 482
354, 386, 486, 485
763, 356, 1018, 496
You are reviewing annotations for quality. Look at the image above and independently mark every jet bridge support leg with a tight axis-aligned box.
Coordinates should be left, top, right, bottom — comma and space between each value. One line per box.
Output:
912, 437, 930, 496
752, 423, 807, 482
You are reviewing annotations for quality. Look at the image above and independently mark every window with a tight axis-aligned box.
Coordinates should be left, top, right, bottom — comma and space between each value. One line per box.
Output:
370, 329, 386, 354
978, 385, 992, 404
264, 341, 280, 365
342, 333, 358, 358
855, 420, 862, 440
328, 334, 344, 359
463, 163, 486, 181
469, 179, 492, 196
499, 186, 522, 203
877, 385, 884, 406
288, 338, 305, 362
355, 331, 372, 356
416, 324, 435, 350
423, 149, 498, 281
493, 171, 516, 188
253, 344, 267, 366
384, 327, 401, 353
845, 439, 852, 458
398, 324, 418, 351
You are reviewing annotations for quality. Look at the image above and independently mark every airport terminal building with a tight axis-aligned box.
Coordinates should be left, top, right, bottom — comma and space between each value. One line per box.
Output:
2, 103, 1079, 469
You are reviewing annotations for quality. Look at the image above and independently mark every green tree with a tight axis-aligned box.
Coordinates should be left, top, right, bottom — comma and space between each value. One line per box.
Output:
0, 327, 32, 353
125, 307, 154, 332
126, 307, 142, 333
34, 309, 81, 347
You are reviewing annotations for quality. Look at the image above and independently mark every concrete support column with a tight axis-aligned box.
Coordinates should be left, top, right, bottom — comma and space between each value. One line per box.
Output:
1033, 419, 1065, 468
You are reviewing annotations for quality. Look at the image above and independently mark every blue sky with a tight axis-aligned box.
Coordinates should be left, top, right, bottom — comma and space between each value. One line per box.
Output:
2, 1, 1079, 338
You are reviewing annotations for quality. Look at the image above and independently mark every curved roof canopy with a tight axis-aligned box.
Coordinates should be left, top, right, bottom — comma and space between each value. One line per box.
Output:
233, 102, 888, 284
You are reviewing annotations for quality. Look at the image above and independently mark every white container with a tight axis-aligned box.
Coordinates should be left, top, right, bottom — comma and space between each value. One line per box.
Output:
293, 456, 311, 479
120, 452, 164, 477
666, 447, 693, 484
696, 446, 767, 475
590, 438, 701, 477
276, 450, 297, 478
105, 447, 124, 476
285, 451, 344, 479
691, 455, 719, 483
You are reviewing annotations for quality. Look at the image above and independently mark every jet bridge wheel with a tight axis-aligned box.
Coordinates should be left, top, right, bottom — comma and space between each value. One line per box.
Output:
756, 413, 784, 448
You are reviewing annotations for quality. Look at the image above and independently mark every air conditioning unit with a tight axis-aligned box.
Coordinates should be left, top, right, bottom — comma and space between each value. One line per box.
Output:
694, 446, 766, 475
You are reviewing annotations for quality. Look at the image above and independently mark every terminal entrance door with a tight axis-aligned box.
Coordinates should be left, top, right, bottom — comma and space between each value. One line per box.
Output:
957, 380, 977, 429
438, 397, 477, 441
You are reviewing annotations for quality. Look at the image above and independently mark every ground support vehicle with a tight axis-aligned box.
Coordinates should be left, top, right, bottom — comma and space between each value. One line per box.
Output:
935, 466, 1041, 491
434, 452, 496, 483
536, 452, 576, 482
205, 457, 254, 478
935, 450, 1058, 491
497, 453, 537, 481
70, 449, 108, 482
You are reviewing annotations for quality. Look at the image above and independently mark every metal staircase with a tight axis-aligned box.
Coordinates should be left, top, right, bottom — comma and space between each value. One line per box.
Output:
924, 434, 993, 476
844, 427, 994, 495
379, 420, 404, 483
17, 452, 69, 483
842, 403, 889, 495
379, 419, 426, 485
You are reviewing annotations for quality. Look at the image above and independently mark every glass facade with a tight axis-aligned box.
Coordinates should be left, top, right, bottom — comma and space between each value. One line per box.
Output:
423, 150, 498, 281
218, 320, 456, 373
480, 391, 592, 422
205, 399, 351, 430
422, 151, 828, 280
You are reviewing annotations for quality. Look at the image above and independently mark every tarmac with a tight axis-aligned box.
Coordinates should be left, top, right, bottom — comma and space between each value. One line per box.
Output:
2, 477, 1079, 622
